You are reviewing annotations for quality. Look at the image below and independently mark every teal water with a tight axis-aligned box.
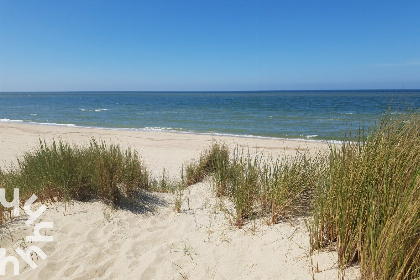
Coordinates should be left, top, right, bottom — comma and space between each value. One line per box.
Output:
1, 90, 419, 141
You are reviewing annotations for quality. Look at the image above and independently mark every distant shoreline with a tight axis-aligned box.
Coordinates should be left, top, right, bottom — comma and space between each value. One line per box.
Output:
0, 118, 338, 144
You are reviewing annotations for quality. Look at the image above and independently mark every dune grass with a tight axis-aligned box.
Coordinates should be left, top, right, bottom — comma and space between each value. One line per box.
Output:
185, 143, 324, 226
311, 111, 420, 279
221, 149, 324, 226
0, 139, 150, 226
185, 142, 230, 187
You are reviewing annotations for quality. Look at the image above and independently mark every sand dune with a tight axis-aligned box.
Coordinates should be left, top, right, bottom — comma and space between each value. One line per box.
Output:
0, 123, 359, 279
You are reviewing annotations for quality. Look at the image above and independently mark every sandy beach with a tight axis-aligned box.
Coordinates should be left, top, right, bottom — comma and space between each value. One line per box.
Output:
0, 123, 360, 279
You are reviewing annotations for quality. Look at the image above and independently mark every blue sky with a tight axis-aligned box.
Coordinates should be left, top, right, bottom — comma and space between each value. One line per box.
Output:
0, 0, 419, 91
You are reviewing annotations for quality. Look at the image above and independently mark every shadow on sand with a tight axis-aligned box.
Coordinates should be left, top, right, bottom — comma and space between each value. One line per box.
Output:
118, 189, 169, 214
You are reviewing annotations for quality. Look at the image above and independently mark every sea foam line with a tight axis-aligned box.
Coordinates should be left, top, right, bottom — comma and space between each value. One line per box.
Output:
0, 118, 76, 127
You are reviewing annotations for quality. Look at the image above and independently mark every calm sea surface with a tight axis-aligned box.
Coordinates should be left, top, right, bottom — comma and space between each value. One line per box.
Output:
1, 90, 419, 141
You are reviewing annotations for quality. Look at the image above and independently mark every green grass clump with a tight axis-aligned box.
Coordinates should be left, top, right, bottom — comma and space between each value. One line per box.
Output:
0, 139, 149, 222
260, 153, 324, 224
185, 142, 229, 186
311, 111, 420, 279
188, 143, 323, 226
223, 149, 323, 226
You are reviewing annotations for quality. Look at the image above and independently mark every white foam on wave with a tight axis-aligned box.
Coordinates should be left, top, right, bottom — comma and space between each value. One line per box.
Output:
81, 108, 109, 112
0, 118, 76, 127
0, 118, 24, 123
142, 126, 187, 132
305, 135, 318, 139
37, 122, 76, 127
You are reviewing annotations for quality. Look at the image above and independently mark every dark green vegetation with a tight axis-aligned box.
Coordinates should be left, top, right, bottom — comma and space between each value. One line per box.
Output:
1, 110, 419, 279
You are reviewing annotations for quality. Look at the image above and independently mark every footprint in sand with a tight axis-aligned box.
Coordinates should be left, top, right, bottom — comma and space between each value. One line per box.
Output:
35, 260, 67, 279
86, 226, 101, 241
125, 232, 166, 259
40, 241, 57, 254
102, 223, 114, 235
62, 264, 79, 277
139, 246, 168, 279
70, 257, 117, 280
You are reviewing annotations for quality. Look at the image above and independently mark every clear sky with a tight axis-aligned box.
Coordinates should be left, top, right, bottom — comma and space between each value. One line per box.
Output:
0, 0, 419, 92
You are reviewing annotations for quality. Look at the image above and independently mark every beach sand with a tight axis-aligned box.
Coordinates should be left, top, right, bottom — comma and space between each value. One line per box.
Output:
0, 123, 359, 279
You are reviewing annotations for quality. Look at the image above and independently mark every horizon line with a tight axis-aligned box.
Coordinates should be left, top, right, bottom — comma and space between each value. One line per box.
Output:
1, 88, 419, 94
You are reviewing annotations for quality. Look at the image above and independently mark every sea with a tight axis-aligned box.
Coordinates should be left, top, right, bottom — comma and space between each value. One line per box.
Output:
1, 90, 419, 141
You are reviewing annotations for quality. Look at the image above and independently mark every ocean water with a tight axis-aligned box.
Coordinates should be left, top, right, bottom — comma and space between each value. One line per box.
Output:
1, 90, 419, 141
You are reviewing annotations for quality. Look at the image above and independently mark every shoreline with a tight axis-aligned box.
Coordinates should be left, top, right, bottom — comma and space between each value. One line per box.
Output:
0, 119, 340, 144
0, 122, 331, 178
